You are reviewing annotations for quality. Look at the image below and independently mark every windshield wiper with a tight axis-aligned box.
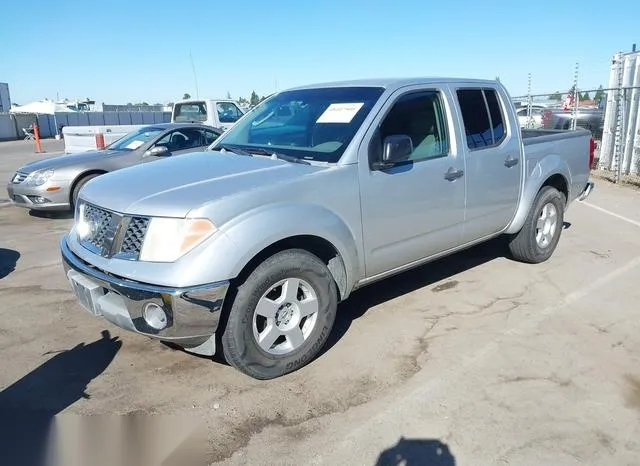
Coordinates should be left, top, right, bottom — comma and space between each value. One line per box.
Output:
241, 147, 311, 165
212, 144, 253, 156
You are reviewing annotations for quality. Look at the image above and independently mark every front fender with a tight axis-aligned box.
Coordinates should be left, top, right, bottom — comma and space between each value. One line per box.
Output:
220, 203, 361, 296
505, 154, 571, 235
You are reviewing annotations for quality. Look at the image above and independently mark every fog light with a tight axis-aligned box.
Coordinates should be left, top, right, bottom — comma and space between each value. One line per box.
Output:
143, 303, 168, 330
27, 195, 50, 204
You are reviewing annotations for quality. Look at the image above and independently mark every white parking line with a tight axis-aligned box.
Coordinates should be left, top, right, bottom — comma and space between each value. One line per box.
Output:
581, 201, 640, 229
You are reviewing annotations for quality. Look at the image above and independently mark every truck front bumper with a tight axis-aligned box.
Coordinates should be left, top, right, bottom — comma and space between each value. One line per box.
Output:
60, 235, 229, 355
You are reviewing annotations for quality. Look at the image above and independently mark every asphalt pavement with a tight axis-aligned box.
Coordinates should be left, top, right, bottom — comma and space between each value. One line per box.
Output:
1, 139, 639, 465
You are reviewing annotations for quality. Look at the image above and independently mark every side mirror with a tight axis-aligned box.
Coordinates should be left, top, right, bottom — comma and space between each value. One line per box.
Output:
373, 135, 413, 169
145, 146, 170, 157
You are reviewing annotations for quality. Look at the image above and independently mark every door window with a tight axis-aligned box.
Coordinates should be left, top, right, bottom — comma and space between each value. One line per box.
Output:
375, 91, 449, 163
155, 129, 211, 152
456, 88, 507, 149
217, 103, 243, 123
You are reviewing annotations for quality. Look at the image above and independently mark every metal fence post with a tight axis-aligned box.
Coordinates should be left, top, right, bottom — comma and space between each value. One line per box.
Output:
571, 63, 579, 131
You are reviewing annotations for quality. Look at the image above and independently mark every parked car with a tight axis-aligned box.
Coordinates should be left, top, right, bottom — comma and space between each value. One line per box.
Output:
7, 123, 222, 212
541, 107, 605, 139
61, 77, 595, 379
516, 106, 544, 128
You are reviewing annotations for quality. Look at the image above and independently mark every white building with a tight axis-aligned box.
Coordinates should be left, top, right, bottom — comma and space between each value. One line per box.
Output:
0, 82, 11, 113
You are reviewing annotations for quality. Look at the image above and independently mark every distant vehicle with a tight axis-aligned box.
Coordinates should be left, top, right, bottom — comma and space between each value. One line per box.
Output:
171, 99, 246, 131
61, 77, 595, 379
541, 107, 605, 139
516, 106, 544, 128
7, 123, 222, 212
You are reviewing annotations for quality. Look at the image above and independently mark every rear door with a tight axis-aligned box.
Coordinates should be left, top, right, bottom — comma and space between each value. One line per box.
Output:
454, 87, 522, 242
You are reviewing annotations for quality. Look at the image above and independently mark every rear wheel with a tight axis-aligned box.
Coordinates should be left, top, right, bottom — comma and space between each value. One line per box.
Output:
221, 249, 338, 379
508, 186, 565, 264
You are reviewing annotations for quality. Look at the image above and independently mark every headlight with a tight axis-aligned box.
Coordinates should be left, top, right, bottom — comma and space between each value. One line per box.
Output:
27, 169, 54, 186
139, 217, 217, 262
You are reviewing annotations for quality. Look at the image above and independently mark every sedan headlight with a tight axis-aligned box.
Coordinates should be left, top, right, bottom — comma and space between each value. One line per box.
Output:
139, 217, 217, 262
27, 169, 55, 186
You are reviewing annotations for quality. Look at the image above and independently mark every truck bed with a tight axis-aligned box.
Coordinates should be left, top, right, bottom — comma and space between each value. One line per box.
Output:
520, 128, 591, 204
521, 128, 590, 146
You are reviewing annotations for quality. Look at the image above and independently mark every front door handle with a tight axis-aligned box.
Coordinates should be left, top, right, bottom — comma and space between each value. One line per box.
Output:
504, 156, 519, 168
444, 167, 464, 181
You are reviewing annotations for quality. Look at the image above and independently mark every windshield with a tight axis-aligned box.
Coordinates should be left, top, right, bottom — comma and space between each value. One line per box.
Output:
213, 86, 385, 163
106, 127, 164, 151
173, 101, 207, 122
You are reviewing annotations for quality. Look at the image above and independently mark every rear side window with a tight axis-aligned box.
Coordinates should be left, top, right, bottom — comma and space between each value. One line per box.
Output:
456, 89, 506, 149
485, 90, 505, 143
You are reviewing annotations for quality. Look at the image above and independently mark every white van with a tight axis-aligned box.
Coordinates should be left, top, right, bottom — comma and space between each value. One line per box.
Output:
171, 99, 246, 131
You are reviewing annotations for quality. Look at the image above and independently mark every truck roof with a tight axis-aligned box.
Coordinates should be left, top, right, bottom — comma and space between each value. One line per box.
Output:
288, 77, 500, 91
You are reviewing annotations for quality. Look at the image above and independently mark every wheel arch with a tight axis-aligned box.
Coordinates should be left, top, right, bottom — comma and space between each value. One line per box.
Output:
506, 155, 571, 235
233, 234, 348, 301
69, 169, 108, 205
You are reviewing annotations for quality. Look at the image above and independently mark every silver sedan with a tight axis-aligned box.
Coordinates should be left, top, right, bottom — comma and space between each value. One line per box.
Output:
6, 123, 222, 212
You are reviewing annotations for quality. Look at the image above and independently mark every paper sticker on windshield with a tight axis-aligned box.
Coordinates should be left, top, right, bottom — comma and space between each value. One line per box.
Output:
125, 140, 144, 150
316, 103, 364, 123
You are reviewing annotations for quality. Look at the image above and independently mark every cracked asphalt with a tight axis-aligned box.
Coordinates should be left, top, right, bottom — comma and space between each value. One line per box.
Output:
1, 140, 640, 465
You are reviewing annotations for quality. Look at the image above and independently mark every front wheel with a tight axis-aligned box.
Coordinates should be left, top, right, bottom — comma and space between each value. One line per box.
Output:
508, 186, 565, 264
221, 249, 338, 379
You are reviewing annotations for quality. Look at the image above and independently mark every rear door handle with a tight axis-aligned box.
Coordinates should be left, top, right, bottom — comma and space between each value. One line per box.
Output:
444, 167, 464, 181
504, 156, 519, 168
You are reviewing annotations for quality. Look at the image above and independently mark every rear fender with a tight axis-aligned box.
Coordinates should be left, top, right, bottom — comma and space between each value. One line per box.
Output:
505, 154, 571, 235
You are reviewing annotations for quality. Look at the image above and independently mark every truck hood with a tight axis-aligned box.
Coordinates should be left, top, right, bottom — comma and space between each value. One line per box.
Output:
19, 149, 125, 174
79, 152, 322, 218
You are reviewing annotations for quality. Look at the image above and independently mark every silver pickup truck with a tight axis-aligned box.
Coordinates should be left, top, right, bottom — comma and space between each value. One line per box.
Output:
60, 77, 595, 379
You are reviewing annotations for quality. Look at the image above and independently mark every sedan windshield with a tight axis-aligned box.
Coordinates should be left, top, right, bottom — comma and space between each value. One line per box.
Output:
214, 86, 385, 163
106, 127, 164, 151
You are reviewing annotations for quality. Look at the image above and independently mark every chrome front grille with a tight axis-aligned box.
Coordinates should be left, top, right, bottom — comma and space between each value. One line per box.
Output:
83, 204, 115, 251
11, 172, 28, 184
77, 201, 149, 259
121, 217, 150, 254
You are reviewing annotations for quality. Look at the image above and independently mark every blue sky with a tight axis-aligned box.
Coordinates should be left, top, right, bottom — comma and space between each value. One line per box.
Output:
1, 0, 638, 104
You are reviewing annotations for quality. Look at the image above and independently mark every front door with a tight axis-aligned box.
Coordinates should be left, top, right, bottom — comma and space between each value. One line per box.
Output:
454, 87, 522, 242
216, 102, 244, 131
359, 87, 466, 278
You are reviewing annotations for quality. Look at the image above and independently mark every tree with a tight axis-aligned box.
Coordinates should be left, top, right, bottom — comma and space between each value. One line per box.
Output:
226, 91, 232, 99
249, 90, 260, 106
182, 93, 191, 100
580, 92, 590, 101
594, 85, 605, 104
549, 91, 563, 101
238, 97, 249, 105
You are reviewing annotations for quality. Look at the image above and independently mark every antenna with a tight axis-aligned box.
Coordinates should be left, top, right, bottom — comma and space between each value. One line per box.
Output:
189, 50, 200, 99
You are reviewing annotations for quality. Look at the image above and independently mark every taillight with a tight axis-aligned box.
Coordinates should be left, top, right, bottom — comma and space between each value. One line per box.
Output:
589, 137, 596, 170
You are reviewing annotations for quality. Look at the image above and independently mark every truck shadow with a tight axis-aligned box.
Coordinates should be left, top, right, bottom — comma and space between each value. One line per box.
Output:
375, 437, 456, 465
0, 330, 121, 466
0, 248, 20, 279
323, 238, 507, 355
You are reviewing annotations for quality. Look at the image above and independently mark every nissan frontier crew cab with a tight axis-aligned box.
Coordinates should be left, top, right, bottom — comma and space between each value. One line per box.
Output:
60, 77, 595, 380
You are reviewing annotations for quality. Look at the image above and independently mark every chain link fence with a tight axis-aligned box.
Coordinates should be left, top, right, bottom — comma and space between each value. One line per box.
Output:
512, 53, 640, 188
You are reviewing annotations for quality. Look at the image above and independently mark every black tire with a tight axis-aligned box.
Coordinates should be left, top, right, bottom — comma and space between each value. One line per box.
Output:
221, 249, 338, 380
71, 173, 101, 210
508, 186, 566, 264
